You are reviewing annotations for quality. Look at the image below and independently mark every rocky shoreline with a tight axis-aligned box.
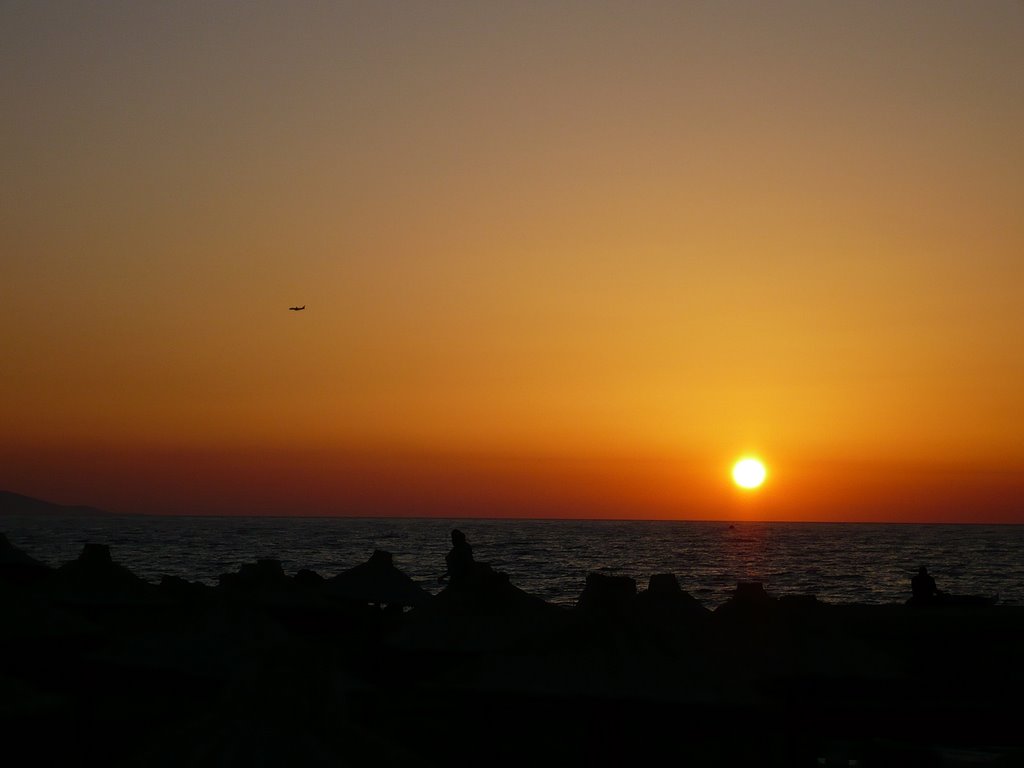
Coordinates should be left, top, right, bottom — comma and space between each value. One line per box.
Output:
2, 533, 1022, 766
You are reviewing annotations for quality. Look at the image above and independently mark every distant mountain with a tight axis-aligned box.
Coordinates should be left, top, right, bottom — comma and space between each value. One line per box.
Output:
0, 490, 113, 517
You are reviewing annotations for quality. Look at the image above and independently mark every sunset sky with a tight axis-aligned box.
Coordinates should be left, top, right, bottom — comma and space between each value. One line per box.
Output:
3, 2, 1022, 521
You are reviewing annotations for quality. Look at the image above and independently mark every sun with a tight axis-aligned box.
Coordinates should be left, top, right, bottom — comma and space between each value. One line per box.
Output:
732, 458, 767, 490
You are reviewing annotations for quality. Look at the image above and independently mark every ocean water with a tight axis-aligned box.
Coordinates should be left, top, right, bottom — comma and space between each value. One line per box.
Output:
3, 515, 1022, 608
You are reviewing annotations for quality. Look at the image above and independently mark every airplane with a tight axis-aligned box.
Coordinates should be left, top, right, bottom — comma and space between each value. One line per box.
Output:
289, 305, 305, 311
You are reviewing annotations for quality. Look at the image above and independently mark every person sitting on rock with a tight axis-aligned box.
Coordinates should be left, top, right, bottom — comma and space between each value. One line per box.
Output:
911, 565, 940, 605
439, 529, 475, 587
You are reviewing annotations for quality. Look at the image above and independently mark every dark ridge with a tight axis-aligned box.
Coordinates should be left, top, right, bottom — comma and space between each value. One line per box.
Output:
0, 490, 113, 517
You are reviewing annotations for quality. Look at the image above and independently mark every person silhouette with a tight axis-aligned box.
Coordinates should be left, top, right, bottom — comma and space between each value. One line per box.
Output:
439, 529, 474, 587
911, 565, 939, 605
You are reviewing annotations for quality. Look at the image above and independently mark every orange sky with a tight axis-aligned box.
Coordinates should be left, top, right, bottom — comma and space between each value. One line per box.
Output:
2, 3, 1022, 521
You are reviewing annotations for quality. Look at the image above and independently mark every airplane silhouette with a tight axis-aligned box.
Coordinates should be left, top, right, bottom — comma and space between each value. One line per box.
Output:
289, 305, 305, 311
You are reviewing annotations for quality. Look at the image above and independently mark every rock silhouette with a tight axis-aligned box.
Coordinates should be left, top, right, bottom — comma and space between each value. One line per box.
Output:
53, 542, 157, 602
0, 532, 52, 586
0, 531, 1021, 767
219, 557, 297, 594
715, 579, 777, 618
325, 549, 429, 608
635, 573, 709, 622
575, 572, 637, 617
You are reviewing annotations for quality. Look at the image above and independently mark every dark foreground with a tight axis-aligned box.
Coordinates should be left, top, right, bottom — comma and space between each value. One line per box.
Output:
2, 536, 1022, 767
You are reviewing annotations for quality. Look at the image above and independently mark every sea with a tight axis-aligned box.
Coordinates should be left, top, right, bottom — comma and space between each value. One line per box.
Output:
3, 515, 1022, 608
